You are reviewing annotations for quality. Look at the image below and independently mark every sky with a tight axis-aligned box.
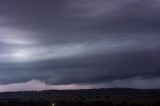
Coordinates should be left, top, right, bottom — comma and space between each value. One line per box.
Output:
0, 0, 160, 92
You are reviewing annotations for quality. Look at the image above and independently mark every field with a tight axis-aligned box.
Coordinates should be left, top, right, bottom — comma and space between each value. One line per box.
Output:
0, 88, 160, 106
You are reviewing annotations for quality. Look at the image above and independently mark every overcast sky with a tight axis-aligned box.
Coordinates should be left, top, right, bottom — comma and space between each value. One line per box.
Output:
0, 0, 160, 92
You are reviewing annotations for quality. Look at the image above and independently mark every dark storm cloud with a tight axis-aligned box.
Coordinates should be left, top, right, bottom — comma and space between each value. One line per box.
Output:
1, 0, 160, 43
25, 47, 160, 85
0, 0, 160, 90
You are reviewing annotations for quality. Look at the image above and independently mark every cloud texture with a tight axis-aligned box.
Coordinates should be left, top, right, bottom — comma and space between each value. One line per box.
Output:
0, 0, 160, 91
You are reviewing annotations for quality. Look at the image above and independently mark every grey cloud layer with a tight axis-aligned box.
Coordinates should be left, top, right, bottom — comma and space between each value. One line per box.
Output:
0, 0, 160, 89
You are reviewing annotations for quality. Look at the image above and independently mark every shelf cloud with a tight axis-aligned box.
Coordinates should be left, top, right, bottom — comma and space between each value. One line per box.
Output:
0, 0, 160, 91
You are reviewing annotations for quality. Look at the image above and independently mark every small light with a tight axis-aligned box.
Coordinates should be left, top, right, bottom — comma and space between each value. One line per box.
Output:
52, 103, 55, 106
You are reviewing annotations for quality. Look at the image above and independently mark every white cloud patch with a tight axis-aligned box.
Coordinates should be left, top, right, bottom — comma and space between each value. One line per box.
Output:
0, 77, 160, 92
0, 80, 91, 92
0, 39, 134, 63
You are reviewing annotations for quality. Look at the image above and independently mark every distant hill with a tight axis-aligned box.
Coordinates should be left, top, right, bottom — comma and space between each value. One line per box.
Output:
0, 88, 160, 100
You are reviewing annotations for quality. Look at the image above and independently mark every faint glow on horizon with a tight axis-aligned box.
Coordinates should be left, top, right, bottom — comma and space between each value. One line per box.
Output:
0, 40, 134, 63
11, 50, 31, 61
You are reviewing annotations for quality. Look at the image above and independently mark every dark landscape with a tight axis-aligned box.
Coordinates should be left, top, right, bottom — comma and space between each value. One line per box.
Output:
0, 88, 160, 106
